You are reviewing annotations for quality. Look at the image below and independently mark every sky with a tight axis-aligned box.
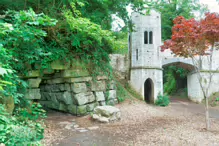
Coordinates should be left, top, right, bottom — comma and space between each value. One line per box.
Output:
200, 0, 219, 13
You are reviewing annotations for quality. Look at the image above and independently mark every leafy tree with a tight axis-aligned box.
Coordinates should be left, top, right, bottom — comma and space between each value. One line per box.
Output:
143, 0, 208, 40
161, 13, 219, 130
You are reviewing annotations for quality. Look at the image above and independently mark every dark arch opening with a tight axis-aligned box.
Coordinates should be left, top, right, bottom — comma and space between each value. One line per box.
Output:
144, 31, 148, 44
144, 78, 154, 103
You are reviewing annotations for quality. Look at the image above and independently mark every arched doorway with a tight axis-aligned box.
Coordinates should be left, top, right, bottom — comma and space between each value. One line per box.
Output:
144, 78, 154, 103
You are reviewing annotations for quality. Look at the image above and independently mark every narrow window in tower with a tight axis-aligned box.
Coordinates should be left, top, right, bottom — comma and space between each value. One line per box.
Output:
136, 49, 138, 60
149, 31, 153, 44
144, 31, 148, 44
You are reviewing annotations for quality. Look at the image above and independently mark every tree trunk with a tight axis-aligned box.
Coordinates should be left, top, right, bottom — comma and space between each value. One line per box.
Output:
205, 97, 210, 130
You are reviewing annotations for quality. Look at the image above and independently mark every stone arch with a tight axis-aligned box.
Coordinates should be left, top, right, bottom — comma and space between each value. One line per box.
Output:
144, 78, 154, 103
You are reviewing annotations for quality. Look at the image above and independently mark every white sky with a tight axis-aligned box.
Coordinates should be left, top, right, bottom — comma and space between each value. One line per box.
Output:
200, 0, 219, 12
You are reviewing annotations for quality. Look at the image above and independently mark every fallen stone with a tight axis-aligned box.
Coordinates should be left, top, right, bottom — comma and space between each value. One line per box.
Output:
98, 101, 106, 106
92, 106, 121, 123
86, 102, 98, 112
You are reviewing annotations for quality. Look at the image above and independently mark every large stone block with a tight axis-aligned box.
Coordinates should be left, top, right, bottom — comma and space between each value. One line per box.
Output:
26, 70, 40, 78
108, 80, 116, 90
68, 104, 77, 115
74, 92, 95, 105
71, 83, 87, 93
106, 90, 117, 100
51, 60, 70, 70
46, 78, 65, 84
91, 81, 106, 91
64, 83, 71, 91
86, 102, 98, 112
94, 91, 105, 101
24, 89, 41, 99
40, 92, 52, 100
61, 69, 89, 78
27, 78, 42, 88
77, 105, 87, 115
59, 103, 68, 112
65, 77, 92, 83
56, 92, 73, 105
96, 76, 108, 80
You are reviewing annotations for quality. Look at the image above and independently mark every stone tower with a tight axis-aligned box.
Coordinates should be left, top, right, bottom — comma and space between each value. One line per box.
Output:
129, 11, 163, 102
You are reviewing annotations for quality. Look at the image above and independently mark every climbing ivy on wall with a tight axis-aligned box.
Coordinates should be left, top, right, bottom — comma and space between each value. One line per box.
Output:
163, 66, 188, 95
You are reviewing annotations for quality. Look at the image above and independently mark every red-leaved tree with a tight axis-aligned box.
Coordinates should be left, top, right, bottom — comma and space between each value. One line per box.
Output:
161, 13, 219, 130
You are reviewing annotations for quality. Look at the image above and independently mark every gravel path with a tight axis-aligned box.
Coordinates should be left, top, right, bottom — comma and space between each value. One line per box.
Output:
42, 99, 219, 146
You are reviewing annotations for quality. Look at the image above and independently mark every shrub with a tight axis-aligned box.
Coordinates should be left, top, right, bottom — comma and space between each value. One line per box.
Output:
155, 94, 170, 107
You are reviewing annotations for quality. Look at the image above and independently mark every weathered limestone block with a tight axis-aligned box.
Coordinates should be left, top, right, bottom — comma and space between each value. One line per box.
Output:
43, 69, 54, 74
71, 83, 87, 93
26, 70, 40, 78
77, 105, 87, 115
39, 92, 47, 100
74, 92, 95, 105
108, 80, 116, 90
96, 76, 108, 80
46, 78, 65, 84
106, 99, 115, 106
65, 77, 92, 83
50, 102, 60, 110
91, 81, 106, 91
27, 78, 42, 88
86, 102, 98, 112
94, 91, 105, 101
24, 89, 41, 99
56, 92, 73, 105
68, 104, 77, 115
51, 60, 70, 70
61, 69, 89, 78
50, 84, 65, 92
92, 106, 121, 123
51, 94, 59, 104
64, 83, 71, 91
59, 103, 68, 112
107, 90, 117, 100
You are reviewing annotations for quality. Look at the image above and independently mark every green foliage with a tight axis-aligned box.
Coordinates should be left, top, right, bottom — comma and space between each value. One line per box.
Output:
164, 66, 188, 95
125, 83, 143, 100
144, 0, 208, 40
155, 94, 170, 107
116, 81, 129, 102
0, 103, 45, 145
209, 92, 219, 107
113, 31, 128, 54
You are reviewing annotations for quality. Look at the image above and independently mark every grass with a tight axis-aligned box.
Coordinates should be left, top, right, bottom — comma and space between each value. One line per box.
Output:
209, 92, 219, 107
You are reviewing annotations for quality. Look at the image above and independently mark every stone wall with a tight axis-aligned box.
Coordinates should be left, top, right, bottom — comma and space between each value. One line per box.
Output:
109, 54, 129, 79
23, 60, 117, 116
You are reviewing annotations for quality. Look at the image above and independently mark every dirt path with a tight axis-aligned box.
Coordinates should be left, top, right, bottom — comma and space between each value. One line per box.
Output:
42, 99, 219, 146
